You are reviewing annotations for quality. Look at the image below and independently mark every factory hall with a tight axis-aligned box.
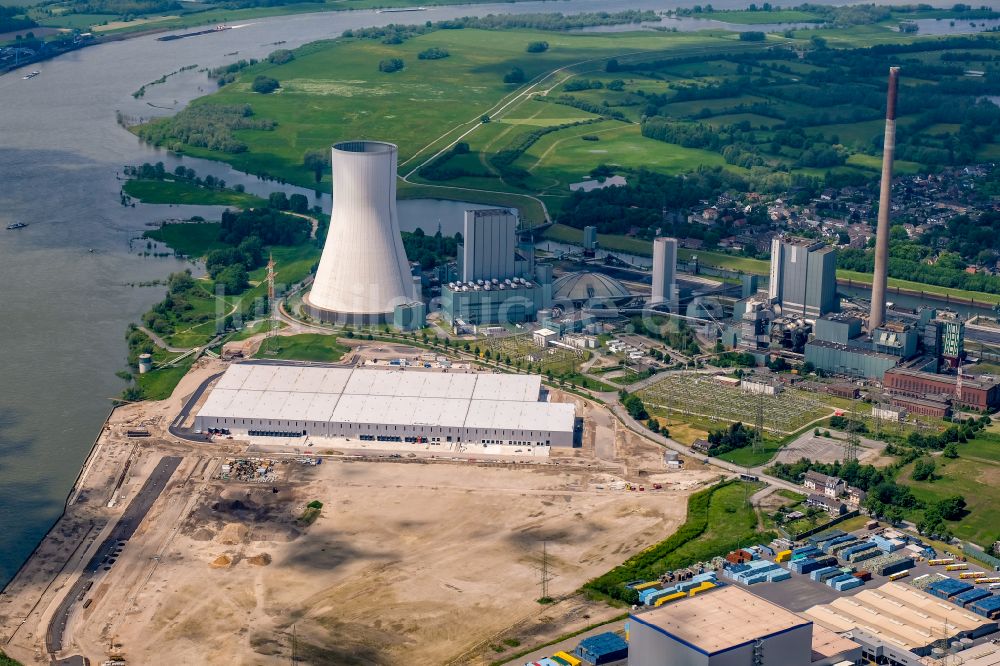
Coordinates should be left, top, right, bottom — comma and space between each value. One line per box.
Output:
194, 363, 577, 449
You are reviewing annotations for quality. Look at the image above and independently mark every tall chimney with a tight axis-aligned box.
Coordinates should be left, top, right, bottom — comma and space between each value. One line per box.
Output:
869, 66, 900, 331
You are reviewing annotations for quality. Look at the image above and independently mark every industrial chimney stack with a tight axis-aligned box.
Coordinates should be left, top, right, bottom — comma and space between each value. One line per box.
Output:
869, 67, 900, 331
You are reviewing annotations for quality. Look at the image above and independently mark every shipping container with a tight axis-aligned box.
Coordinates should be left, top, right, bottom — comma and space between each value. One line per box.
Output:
959, 572, 987, 580
553, 652, 581, 666
888, 570, 910, 581
653, 591, 687, 607
633, 581, 661, 591
946, 563, 970, 571
775, 550, 792, 563
928, 558, 956, 566
853, 570, 872, 581
576, 632, 629, 665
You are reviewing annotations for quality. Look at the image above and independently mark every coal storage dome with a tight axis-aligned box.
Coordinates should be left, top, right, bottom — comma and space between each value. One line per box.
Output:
552, 271, 633, 307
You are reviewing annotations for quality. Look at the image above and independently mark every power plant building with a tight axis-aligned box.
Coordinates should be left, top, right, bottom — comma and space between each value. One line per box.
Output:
305, 141, 419, 325
195, 364, 576, 447
460, 209, 516, 283
768, 236, 838, 319
443, 208, 550, 325
650, 237, 678, 307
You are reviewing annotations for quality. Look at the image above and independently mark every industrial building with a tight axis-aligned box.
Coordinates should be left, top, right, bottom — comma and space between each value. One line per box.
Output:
442, 208, 551, 325
460, 209, 516, 282
305, 141, 420, 325
194, 364, 576, 447
768, 236, 838, 319
883, 367, 1000, 411
628, 585, 861, 666
801, 581, 998, 658
650, 237, 678, 307
551, 271, 634, 310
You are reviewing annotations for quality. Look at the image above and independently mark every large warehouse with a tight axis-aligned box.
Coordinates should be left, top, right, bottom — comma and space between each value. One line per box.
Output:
628, 585, 860, 666
801, 581, 998, 660
194, 364, 576, 447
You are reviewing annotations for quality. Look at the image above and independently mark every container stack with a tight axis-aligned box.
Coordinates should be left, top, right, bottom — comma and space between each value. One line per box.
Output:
866, 553, 914, 577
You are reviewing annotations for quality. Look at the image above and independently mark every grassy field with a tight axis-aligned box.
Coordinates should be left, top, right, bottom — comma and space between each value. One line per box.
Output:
687, 9, 824, 24
256, 333, 348, 362
144, 221, 229, 257
716, 439, 785, 467
898, 432, 1000, 547
136, 358, 194, 400
124, 179, 265, 208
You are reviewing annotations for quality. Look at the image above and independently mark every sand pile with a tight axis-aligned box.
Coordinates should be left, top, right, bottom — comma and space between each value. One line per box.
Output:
210, 554, 232, 568
247, 553, 272, 566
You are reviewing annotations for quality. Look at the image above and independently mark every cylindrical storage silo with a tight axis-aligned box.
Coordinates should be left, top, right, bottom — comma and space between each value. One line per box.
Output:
138, 353, 153, 374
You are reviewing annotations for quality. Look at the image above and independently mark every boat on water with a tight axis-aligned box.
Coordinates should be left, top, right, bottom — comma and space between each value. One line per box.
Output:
376, 6, 426, 12
22, 71, 40, 80
157, 25, 230, 42
7, 222, 28, 230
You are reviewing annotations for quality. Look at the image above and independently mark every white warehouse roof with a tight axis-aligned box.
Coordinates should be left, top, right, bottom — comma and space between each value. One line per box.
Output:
197, 364, 574, 434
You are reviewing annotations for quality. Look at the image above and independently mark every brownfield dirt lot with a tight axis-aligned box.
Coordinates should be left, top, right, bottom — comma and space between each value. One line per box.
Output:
73, 459, 714, 665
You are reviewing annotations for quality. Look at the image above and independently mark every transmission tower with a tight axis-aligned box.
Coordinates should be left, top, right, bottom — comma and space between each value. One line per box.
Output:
263, 254, 279, 354
536, 540, 556, 602
753, 389, 765, 456
844, 396, 860, 463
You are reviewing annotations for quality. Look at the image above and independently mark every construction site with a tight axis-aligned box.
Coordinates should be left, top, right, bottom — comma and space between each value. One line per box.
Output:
0, 345, 719, 666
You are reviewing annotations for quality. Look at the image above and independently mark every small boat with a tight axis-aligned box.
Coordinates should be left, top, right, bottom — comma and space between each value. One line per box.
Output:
6, 222, 28, 230
22, 71, 40, 80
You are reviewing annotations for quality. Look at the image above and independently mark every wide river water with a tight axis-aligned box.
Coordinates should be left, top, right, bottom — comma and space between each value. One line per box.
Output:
0, 0, 980, 584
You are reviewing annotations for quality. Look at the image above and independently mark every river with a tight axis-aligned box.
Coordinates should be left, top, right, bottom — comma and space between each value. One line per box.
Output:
0, 0, 973, 585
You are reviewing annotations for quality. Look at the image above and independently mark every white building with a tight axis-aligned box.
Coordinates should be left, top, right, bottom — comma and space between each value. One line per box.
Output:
195, 364, 576, 447
533, 328, 558, 347
741, 376, 782, 396
651, 237, 678, 306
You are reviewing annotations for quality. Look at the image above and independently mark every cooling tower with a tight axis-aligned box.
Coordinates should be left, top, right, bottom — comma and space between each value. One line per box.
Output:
869, 67, 900, 331
305, 141, 415, 324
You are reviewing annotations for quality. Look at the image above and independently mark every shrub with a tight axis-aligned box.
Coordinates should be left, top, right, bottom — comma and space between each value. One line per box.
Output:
267, 49, 295, 65
739, 31, 767, 41
418, 47, 449, 60
251, 75, 280, 94
503, 66, 526, 84
526, 40, 549, 53
379, 58, 405, 73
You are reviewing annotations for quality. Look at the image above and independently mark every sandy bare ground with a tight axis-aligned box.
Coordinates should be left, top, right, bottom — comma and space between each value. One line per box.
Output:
73, 460, 713, 665
1, 351, 717, 666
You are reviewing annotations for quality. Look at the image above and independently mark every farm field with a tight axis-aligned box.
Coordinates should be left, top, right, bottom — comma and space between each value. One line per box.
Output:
897, 434, 1000, 547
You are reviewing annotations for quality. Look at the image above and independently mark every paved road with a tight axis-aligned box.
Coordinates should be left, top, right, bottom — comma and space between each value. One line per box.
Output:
137, 325, 188, 353
168, 372, 223, 442
47, 456, 182, 662
611, 403, 803, 495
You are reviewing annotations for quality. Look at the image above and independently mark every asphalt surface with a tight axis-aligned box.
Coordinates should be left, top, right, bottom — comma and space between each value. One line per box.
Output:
168, 372, 223, 442
47, 456, 182, 663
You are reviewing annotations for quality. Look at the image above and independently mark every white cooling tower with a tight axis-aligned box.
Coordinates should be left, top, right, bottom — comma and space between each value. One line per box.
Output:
305, 140, 415, 324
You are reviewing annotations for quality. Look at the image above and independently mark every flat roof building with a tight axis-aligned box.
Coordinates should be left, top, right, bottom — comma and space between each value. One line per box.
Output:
195, 364, 576, 448
884, 367, 1000, 411
801, 582, 998, 656
627, 585, 860, 666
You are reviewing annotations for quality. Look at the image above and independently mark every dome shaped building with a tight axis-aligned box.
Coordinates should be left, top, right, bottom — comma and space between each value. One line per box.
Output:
551, 271, 634, 309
